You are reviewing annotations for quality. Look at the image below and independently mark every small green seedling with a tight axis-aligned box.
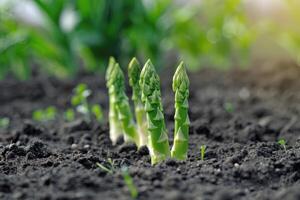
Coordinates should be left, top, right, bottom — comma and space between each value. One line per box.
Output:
224, 102, 234, 113
64, 108, 75, 122
91, 104, 103, 122
33, 106, 57, 122
96, 158, 115, 174
121, 167, 138, 199
200, 145, 206, 161
277, 139, 287, 152
72, 83, 91, 121
0, 117, 10, 129
71, 83, 103, 123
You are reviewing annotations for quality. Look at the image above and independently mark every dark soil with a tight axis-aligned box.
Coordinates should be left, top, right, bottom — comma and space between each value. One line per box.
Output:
0, 66, 300, 200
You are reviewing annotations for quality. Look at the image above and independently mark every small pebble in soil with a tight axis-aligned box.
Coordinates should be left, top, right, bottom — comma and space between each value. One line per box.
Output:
215, 168, 222, 177
239, 87, 250, 100
71, 143, 78, 149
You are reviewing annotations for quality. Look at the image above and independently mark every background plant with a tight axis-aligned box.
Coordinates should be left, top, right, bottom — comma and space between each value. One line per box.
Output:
0, 6, 31, 80
32, 106, 57, 122
169, 0, 255, 69
3, 0, 299, 79
0, 0, 171, 79
0, 117, 10, 129
71, 83, 103, 123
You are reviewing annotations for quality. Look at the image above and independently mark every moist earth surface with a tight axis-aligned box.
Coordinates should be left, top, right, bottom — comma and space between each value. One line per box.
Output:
0, 67, 300, 200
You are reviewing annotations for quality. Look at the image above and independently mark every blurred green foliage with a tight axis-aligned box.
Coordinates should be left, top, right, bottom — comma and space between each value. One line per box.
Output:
276, 0, 300, 65
0, 8, 31, 80
32, 106, 57, 122
0, 117, 10, 129
64, 108, 75, 122
1, 0, 170, 79
170, 0, 255, 69
1, 0, 257, 79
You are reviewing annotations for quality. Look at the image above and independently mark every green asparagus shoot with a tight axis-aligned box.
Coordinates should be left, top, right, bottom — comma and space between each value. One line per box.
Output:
106, 57, 123, 145
107, 62, 140, 146
200, 145, 206, 161
277, 138, 287, 152
121, 167, 138, 199
128, 57, 148, 146
64, 108, 75, 122
33, 106, 57, 122
91, 104, 103, 122
171, 62, 190, 160
140, 59, 170, 164
0, 117, 10, 129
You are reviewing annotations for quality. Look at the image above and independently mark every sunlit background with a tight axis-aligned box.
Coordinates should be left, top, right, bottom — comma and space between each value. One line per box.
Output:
1, 0, 299, 79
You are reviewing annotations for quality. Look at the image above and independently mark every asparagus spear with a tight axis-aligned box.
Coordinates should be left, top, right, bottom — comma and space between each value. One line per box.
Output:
171, 62, 190, 160
139, 59, 170, 164
128, 58, 148, 146
108, 62, 140, 146
106, 57, 123, 144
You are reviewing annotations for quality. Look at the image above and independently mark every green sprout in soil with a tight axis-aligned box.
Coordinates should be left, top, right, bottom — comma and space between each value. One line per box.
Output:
71, 83, 92, 122
96, 158, 115, 174
171, 62, 190, 160
121, 167, 138, 199
33, 106, 57, 122
224, 102, 234, 113
107, 60, 140, 146
0, 117, 10, 129
64, 108, 75, 122
106, 57, 123, 145
128, 57, 148, 147
277, 138, 287, 152
200, 145, 207, 161
91, 104, 103, 123
71, 83, 103, 123
140, 60, 171, 164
